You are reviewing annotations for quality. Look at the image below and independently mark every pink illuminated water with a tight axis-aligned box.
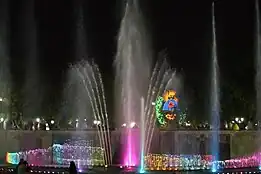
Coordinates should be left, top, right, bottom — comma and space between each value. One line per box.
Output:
125, 129, 133, 166
122, 129, 140, 166
115, 0, 151, 167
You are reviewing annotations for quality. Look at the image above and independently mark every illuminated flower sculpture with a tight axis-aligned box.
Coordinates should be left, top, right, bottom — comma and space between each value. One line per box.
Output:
155, 90, 179, 127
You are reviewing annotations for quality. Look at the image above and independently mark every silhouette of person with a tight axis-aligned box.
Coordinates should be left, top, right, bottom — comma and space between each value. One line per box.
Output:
69, 161, 77, 174
15, 158, 24, 173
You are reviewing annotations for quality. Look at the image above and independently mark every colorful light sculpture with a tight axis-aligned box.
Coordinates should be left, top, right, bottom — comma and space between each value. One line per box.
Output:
155, 90, 179, 127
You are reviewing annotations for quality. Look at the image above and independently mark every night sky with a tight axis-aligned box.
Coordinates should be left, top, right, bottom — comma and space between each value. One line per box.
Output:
4, 0, 258, 121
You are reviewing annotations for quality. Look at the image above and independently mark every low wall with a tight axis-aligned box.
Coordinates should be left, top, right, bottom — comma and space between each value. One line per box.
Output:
1, 130, 260, 163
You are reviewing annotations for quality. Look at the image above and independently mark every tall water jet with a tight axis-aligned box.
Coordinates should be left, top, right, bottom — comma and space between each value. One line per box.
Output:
115, 0, 152, 167
210, 2, 220, 172
23, 0, 42, 124
0, 0, 10, 128
255, 0, 261, 169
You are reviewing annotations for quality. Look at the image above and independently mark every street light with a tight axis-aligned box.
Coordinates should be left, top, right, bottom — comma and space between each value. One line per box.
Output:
36, 118, 40, 123
130, 122, 136, 128
93, 120, 101, 125
45, 123, 50, 130
235, 117, 244, 124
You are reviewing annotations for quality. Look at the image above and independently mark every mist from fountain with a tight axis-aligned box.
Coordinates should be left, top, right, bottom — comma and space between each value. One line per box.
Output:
210, 2, 220, 172
23, 0, 42, 123
67, 61, 112, 166
60, 3, 112, 166
115, 0, 152, 167
0, 0, 10, 127
138, 53, 179, 173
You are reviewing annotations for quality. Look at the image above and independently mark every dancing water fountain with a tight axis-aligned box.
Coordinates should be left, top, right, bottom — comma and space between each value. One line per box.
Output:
59, 2, 112, 167
6, 0, 261, 172
64, 61, 112, 167
210, 2, 220, 172
144, 56, 178, 151
115, 0, 181, 171
5, 1, 111, 168
140, 56, 178, 173
115, 0, 152, 168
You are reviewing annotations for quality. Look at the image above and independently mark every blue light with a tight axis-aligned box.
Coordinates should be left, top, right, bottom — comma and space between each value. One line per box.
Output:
139, 152, 145, 174
259, 165, 261, 170
211, 163, 217, 173
211, 168, 217, 173
139, 168, 146, 173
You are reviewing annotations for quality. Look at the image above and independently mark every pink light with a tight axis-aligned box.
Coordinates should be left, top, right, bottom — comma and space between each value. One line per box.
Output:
126, 129, 132, 166
224, 152, 261, 168
123, 128, 139, 167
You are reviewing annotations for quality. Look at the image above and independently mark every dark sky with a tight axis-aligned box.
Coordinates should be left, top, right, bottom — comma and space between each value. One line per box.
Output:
5, 0, 258, 119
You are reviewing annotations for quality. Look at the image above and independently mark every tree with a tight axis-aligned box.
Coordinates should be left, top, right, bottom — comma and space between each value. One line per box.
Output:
221, 80, 254, 121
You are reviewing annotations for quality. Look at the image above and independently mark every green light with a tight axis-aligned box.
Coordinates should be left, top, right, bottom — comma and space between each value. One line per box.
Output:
155, 96, 166, 126
179, 109, 187, 125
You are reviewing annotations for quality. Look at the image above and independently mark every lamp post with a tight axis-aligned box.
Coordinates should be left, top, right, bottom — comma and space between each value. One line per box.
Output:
0, 97, 3, 122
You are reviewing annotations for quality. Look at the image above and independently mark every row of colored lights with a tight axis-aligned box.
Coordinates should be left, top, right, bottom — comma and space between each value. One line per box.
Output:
6, 144, 105, 167
143, 153, 261, 171
224, 152, 261, 169
144, 154, 214, 171
6, 152, 261, 171
6, 146, 261, 172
